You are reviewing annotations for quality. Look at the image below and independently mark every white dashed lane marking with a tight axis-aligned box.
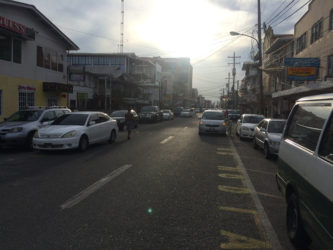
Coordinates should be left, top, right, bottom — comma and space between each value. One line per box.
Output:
160, 136, 174, 144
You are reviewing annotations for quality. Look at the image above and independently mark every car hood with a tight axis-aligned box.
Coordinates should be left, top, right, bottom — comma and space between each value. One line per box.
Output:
267, 133, 282, 142
202, 119, 223, 125
38, 125, 84, 136
241, 123, 257, 129
141, 112, 157, 115
0, 121, 32, 128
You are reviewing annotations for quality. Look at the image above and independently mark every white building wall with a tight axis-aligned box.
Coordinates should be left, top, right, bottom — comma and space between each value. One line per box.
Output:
0, 5, 69, 83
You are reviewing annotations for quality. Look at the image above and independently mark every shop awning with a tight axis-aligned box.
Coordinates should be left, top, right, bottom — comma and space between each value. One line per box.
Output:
43, 82, 73, 93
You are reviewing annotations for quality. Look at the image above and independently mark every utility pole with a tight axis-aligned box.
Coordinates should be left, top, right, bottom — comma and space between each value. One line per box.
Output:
225, 73, 231, 108
258, 0, 264, 115
228, 52, 241, 109
120, 0, 124, 53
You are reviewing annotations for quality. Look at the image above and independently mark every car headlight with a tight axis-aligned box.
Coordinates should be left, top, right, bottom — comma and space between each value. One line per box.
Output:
9, 127, 23, 133
62, 130, 77, 138
33, 131, 39, 138
241, 126, 250, 131
222, 122, 226, 126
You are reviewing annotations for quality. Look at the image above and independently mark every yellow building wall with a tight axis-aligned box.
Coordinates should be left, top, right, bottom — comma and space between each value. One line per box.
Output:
0, 75, 68, 122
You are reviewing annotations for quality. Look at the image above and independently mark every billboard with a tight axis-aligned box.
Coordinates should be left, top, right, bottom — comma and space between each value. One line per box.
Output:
284, 58, 320, 81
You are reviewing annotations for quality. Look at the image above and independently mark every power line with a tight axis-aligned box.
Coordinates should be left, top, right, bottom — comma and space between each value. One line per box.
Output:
272, 0, 311, 27
265, 0, 296, 25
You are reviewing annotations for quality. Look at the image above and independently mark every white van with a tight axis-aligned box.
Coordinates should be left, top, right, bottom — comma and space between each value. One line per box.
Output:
277, 93, 333, 249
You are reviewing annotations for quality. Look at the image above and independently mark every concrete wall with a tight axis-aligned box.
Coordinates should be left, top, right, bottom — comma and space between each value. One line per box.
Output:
294, 0, 333, 79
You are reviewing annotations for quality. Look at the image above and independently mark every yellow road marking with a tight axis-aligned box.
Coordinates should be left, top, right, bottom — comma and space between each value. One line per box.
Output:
218, 166, 239, 172
216, 152, 234, 156
220, 230, 271, 249
246, 168, 275, 175
219, 206, 257, 215
257, 192, 283, 200
218, 173, 244, 180
217, 147, 233, 151
218, 185, 250, 194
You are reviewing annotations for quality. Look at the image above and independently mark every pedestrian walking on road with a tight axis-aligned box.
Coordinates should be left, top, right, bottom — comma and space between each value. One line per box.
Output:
125, 107, 134, 140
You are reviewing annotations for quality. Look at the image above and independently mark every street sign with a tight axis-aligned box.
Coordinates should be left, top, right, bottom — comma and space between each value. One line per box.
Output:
284, 58, 320, 81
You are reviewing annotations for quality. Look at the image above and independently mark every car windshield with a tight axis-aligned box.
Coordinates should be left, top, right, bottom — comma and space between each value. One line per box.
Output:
268, 121, 286, 133
183, 109, 191, 112
163, 110, 169, 113
111, 111, 126, 117
202, 112, 225, 120
229, 110, 240, 114
141, 106, 155, 112
243, 116, 264, 124
6, 110, 43, 122
52, 114, 88, 126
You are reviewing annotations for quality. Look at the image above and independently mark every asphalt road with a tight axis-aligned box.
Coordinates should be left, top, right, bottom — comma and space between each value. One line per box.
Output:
0, 116, 294, 249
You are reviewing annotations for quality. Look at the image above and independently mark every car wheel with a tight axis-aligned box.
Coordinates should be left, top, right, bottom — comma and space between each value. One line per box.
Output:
25, 131, 35, 151
253, 137, 259, 149
264, 143, 271, 159
78, 135, 89, 152
287, 193, 310, 249
109, 130, 116, 144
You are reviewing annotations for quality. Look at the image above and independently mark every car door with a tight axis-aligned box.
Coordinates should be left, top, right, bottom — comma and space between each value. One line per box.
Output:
96, 113, 112, 141
258, 120, 268, 148
86, 113, 100, 143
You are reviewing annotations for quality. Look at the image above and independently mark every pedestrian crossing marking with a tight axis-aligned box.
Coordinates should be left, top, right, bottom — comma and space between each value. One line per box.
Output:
218, 173, 244, 180
257, 192, 283, 200
217, 166, 239, 172
220, 230, 271, 249
218, 185, 250, 194
219, 206, 257, 215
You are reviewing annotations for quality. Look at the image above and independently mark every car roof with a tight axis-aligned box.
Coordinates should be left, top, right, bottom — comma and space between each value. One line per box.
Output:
203, 109, 223, 113
263, 118, 287, 122
71, 111, 105, 115
242, 114, 264, 116
297, 93, 333, 102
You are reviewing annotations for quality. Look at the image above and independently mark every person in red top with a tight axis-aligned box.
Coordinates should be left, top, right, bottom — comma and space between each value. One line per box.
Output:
125, 107, 134, 140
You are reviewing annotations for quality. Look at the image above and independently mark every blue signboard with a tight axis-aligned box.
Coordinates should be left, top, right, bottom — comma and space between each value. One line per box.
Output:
284, 58, 320, 81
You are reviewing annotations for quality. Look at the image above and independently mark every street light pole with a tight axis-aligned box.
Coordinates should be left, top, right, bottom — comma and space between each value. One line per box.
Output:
230, 0, 265, 115
257, 0, 264, 115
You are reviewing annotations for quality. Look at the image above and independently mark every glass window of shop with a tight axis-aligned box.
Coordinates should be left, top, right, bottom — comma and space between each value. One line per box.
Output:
0, 34, 22, 63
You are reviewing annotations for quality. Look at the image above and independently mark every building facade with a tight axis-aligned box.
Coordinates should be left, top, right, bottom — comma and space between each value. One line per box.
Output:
272, 0, 333, 117
0, 0, 78, 121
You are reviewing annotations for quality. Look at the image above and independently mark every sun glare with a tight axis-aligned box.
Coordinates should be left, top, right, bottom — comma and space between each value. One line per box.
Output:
134, 0, 228, 59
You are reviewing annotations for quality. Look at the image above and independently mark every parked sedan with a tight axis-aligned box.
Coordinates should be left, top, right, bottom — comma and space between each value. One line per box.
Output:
110, 110, 139, 130
253, 118, 286, 158
236, 114, 264, 139
162, 110, 174, 120
33, 112, 118, 151
198, 110, 227, 135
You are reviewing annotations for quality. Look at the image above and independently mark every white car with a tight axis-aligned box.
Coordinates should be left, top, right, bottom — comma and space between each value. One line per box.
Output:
236, 114, 264, 139
33, 112, 118, 151
162, 109, 174, 120
180, 109, 194, 117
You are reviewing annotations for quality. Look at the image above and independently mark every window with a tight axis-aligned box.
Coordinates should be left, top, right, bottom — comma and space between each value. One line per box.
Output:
44, 48, 51, 69
0, 34, 12, 61
97, 114, 110, 123
285, 103, 331, 151
93, 56, 110, 65
58, 54, 64, 72
319, 113, 333, 164
328, 55, 333, 76
51, 51, 57, 71
18, 89, 35, 110
13, 39, 21, 63
47, 96, 58, 106
296, 32, 306, 54
37, 46, 43, 67
78, 56, 91, 65
42, 111, 56, 122
0, 90, 2, 116
328, 9, 333, 30
311, 19, 323, 44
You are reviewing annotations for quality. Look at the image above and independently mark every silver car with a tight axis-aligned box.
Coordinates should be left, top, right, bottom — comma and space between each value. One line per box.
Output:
0, 107, 71, 149
198, 110, 227, 135
253, 118, 286, 158
236, 114, 265, 139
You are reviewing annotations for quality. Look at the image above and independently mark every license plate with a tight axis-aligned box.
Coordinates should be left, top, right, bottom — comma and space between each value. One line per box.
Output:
43, 143, 52, 147
208, 128, 215, 131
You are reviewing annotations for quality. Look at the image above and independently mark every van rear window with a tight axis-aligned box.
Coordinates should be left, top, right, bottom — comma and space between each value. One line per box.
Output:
285, 103, 331, 151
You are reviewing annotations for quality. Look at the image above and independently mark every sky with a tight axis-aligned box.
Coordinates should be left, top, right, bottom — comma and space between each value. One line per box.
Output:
20, 0, 310, 102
